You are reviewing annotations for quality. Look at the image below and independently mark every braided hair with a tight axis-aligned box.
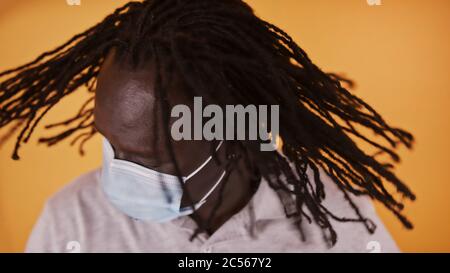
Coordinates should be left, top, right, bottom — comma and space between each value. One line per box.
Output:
0, 0, 415, 245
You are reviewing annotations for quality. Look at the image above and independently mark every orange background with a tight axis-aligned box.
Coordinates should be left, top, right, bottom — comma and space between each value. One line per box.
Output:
0, 0, 449, 252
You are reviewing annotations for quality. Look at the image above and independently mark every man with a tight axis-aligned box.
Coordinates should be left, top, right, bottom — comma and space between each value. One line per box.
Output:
0, 0, 414, 252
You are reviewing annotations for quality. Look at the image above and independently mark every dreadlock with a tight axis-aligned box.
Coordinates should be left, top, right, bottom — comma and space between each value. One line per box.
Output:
0, 0, 415, 245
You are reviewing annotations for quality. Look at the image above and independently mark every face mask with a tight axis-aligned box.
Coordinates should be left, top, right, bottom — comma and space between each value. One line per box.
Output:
101, 138, 226, 223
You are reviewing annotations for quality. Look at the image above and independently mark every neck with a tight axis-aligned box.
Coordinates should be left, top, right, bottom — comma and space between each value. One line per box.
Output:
191, 160, 260, 235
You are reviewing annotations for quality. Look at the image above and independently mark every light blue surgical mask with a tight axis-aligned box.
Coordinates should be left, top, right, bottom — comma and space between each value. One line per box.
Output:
101, 138, 226, 222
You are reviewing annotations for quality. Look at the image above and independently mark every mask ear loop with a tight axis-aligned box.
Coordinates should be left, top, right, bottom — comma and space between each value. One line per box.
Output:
183, 140, 224, 181
194, 145, 241, 207
180, 141, 227, 211
196, 170, 227, 205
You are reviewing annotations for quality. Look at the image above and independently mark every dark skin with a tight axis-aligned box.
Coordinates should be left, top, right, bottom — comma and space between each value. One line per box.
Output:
94, 49, 259, 235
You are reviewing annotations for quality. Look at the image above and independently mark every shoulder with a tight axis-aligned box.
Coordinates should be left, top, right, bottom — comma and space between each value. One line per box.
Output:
308, 167, 400, 252
48, 168, 102, 206
25, 168, 107, 253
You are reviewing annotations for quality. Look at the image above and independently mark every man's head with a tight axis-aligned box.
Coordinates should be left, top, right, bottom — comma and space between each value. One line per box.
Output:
94, 47, 206, 175
0, 0, 415, 245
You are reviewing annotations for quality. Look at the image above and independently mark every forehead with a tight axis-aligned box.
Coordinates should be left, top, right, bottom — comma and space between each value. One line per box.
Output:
93, 49, 191, 151
95, 51, 156, 129
93, 52, 155, 146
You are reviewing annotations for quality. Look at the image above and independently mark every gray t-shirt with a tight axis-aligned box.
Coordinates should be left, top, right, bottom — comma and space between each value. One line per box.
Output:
25, 168, 399, 253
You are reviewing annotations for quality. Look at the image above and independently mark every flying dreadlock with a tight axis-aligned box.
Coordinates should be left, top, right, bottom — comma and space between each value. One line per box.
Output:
0, 0, 415, 245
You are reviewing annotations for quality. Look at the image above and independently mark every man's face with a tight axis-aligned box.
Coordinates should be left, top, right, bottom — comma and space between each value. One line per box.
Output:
93, 49, 227, 206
